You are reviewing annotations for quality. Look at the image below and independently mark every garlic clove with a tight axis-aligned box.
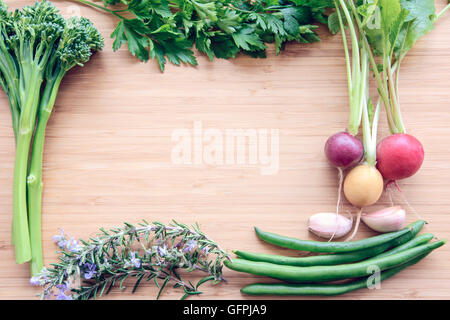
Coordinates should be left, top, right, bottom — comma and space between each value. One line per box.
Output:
308, 213, 353, 239
361, 206, 406, 233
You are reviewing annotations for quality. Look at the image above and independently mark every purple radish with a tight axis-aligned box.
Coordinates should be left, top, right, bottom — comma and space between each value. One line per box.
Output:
323, 132, 364, 240
324, 132, 364, 169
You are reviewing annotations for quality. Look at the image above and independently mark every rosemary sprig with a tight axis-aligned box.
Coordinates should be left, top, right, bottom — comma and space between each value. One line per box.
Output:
31, 220, 230, 300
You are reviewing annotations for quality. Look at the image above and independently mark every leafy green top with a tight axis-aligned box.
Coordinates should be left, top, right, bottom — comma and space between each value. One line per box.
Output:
355, 0, 440, 134
73, 0, 333, 71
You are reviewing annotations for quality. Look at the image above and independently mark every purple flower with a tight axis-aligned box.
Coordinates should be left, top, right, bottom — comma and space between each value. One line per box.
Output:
157, 244, 167, 257
52, 229, 67, 248
54, 281, 72, 300
52, 229, 83, 253
129, 251, 141, 268
175, 241, 183, 249
184, 240, 197, 252
55, 291, 73, 300
67, 238, 82, 253
56, 282, 68, 291
83, 263, 97, 280
31, 267, 50, 287
44, 290, 54, 300
30, 276, 41, 286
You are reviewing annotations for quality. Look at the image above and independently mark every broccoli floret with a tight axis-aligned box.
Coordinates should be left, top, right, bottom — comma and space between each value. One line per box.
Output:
9, 1, 65, 70
0, 0, 103, 274
0, 3, 20, 136
47, 16, 104, 79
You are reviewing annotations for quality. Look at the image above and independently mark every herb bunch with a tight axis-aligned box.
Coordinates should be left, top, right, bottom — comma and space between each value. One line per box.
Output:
72, 0, 333, 71
32, 220, 230, 300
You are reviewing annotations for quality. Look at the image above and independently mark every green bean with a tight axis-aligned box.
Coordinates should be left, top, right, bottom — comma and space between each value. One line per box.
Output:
254, 220, 425, 253
240, 253, 429, 296
233, 245, 388, 266
224, 239, 445, 283
366, 233, 434, 261
235, 222, 427, 266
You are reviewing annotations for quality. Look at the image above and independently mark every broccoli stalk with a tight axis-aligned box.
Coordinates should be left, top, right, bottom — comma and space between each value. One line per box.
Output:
9, 1, 66, 264
0, 3, 20, 139
0, 0, 103, 274
27, 16, 104, 274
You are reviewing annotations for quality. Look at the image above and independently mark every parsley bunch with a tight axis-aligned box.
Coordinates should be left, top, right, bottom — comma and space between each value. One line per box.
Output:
73, 0, 333, 71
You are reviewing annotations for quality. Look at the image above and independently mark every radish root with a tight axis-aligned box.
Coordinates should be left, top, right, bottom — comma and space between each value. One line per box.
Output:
387, 182, 423, 220
328, 167, 344, 242
345, 208, 362, 241
387, 185, 394, 206
336, 167, 344, 215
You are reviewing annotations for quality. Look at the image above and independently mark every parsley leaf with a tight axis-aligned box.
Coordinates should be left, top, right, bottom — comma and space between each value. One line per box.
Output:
232, 26, 266, 51
77, 0, 332, 71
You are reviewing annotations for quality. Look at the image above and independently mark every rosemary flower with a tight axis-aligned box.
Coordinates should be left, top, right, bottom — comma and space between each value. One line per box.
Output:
33, 220, 230, 300
83, 263, 97, 280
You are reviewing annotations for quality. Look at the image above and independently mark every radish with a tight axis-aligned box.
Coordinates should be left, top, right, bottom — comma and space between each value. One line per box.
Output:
344, 122, 384, 238
343, 98, 384, 240
323, 132, 363, 240
321, 1, 368, 240
327, 1, 384, 240
335, 0, 447, 235
324, 132, 363, 170
376, 134, 424, 181
358, 0, 445, 185
344, 164, 383, 208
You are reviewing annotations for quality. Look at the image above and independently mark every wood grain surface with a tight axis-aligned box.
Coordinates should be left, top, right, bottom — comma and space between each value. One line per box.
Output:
0, 0, 449, 300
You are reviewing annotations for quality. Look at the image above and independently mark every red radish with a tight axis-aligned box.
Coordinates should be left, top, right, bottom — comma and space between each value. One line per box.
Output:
376, 134, 424, 181
324, 132, 364, 169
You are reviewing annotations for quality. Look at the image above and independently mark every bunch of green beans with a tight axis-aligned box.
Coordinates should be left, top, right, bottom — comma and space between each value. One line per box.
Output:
225, 220, 445, 296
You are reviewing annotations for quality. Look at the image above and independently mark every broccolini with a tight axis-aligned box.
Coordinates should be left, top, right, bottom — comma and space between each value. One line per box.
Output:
0, 0, 103, 275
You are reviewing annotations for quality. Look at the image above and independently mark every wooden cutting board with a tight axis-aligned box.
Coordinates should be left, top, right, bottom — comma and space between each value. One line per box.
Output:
1, 0, 449, 300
